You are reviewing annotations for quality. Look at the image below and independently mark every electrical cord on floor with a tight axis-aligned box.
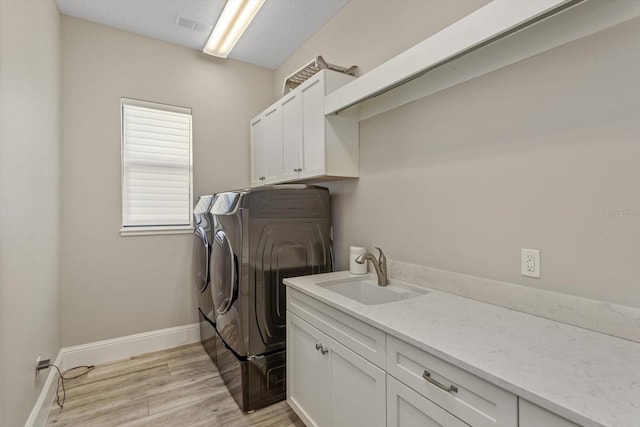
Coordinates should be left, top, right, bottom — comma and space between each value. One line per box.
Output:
48, 364, 95, 409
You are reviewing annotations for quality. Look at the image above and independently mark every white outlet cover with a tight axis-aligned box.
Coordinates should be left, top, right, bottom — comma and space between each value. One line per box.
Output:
521, 248, 541, 278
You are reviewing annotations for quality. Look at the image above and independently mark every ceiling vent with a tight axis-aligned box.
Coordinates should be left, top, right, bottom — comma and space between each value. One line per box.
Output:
175, 15, 213, 34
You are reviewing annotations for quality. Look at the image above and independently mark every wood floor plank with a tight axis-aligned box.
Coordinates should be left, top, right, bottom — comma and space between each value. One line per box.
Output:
119, 395, 223, 427
46, 365, 171, 425
147, 374, 224, 415
53, 365, 173, 407
47, 398, 149, 427
86, 344, 203, 382
46, 343, 302, 426
214, 400, 305, 427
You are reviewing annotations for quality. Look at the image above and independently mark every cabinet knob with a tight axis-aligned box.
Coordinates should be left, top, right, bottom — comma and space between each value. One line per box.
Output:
315, 343, 329, 354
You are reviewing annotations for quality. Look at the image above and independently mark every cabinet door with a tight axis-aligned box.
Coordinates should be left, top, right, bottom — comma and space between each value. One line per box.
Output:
329, 334, 386, 427
387, 376, 470, 427
287, 313, 331, 427
288, 313, 386, 427
281, 92, 301, 182
519, 399, 579, 427
263, 105, 283, 183
250, 116, 265, 186
300, 76, 325, 178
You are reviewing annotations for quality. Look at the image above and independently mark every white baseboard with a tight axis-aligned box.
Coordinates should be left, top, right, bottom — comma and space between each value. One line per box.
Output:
24, 350, 63, 427
61, 323, 200, 370
25, 323, 200, 426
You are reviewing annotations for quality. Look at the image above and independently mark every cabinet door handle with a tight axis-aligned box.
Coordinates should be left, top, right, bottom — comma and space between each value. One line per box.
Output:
315, 343, 329, 354
423, 370, 458, 393
293, 169, 298, 173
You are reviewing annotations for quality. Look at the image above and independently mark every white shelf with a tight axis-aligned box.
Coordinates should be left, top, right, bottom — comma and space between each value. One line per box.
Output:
325, 0, 640, 121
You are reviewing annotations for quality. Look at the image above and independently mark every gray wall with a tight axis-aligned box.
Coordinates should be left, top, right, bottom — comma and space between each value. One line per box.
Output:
276, 3, 640, 308
60, 16, 274, 346
0, 0, 61, 425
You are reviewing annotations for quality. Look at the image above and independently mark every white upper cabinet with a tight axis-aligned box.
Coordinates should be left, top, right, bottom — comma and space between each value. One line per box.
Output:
250, 70, 359, 187
281, 91, 302, 182
250, 116, 265, 186
251, 104, 282, 186
300, 76, 325, 179
264, 105, 283, 184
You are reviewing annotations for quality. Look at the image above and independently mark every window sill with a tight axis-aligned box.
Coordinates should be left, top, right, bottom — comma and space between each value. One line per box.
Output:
120, 225, 194, 237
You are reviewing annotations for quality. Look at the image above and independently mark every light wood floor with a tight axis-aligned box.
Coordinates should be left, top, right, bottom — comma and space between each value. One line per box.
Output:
46, 343, 303, 426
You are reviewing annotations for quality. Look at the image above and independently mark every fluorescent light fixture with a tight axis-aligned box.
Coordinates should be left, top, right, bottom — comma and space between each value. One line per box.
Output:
203, 0, 265, 58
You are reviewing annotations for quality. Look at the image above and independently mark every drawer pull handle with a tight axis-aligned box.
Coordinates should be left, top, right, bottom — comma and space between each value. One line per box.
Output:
315, 343, 322, 351
423, 370, 458, 394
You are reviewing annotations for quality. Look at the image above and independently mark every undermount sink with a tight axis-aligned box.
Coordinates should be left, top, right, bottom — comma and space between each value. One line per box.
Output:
317, 277, 428, 305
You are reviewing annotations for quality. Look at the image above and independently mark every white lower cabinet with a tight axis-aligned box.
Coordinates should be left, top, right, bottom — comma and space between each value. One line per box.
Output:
287, 313, 386, 427
386, 335, 517, 427
387, 376, 469, 427
286, 288, 573, 427
519, 399, 579, 427
287, 312, 331, 427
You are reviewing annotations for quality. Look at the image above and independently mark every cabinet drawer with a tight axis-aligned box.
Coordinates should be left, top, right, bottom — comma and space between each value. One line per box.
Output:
386, 335, 517, 427
387, 375, 469, 427
287, 288, 386, 368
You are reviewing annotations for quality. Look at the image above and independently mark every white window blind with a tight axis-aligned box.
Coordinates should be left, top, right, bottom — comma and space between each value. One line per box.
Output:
121, 98, 193, 232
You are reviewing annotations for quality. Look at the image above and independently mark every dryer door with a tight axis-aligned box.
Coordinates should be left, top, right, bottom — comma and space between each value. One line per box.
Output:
210, 229, 237, 316
193, 226, 209, 292
193, 226, 214, 320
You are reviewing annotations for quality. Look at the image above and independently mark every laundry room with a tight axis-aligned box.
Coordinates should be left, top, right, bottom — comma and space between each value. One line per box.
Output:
1, 0, 639, 426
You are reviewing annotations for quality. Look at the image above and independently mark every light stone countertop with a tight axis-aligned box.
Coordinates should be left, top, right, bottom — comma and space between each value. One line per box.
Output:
283, 271, 640, 427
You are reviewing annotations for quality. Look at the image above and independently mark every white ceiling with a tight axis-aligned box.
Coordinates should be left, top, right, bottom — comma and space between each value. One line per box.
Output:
56, 0, 349, 69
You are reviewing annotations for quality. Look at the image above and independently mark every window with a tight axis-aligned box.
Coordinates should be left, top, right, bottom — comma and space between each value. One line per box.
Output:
121, 98, 193, 236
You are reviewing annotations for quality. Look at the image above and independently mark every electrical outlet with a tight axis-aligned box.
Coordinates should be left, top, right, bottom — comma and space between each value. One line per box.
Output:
521, 248, 541, 278
36, 356, 50, 381
36, 356, 41, 381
